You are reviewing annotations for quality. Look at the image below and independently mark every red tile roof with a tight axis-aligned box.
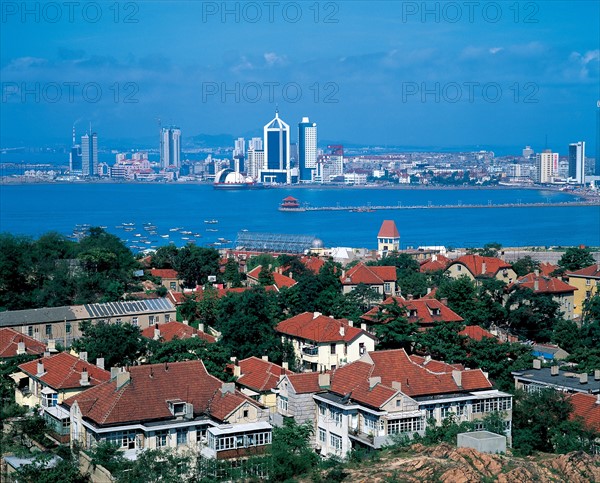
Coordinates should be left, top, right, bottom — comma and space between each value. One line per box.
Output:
19, 352, 110, 390
568, 393, 600, 432
236, 357, 293, 392
247, 266, 297, 289
168, 287, 273, 305
378, 220, 400, 238
0, 328, 46, 358
361, 296, 463, 327
459, 325, 496, 341
341, 263, 396, 285
539, 262, 557, 276
420, 255, 452, 272
300, 256, 325, 274
285, 372, 325, 394
141, 321, 216, 343
510, 273, 577, 294
63, 360, 259, 425
567, 264, 600, 279
448, 255, 513, 277
150, 269, 179, 279
276, 312, 373, 343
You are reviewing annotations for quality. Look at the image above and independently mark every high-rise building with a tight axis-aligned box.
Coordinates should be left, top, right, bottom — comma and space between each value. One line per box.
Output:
596, 105, 600, 175
298, 117, 317, 182
81, 131, 98, 177
262, 110, 291, 184
233, 137, 245, 157
249, 137, 263, 151
568, 141, 586, 184
246, 147, 264, 180
160, 127, 181, 169
69, 126, 82, 174
535, 149, 558, 184
522, 146, 534, 159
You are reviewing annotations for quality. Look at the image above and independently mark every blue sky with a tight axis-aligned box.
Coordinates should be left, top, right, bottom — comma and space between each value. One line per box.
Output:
1, 1, 598, 155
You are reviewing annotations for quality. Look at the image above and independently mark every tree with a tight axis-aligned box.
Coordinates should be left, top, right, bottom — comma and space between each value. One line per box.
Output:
71, 321, 148, 368
506, 289, 562, 342
175, 245, 220, 288
247, 253, 279, 272
511, 256, 540, 277
372, 300, 419, 351
223, 258, 242, 288
15, 451, 89, 483
270, 419, 318, 482
467, 242, 502, 258
257, 266, 275, 286
414, 322, 468, 363
151, 245, 179, 269
555, 247, 595, 274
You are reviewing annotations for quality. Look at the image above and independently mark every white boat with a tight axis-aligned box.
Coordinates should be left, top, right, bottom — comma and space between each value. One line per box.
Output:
161, 235, 169, 238
204, 219, 218, 224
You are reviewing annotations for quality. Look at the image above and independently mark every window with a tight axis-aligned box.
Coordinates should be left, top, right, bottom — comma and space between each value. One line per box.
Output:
42, 391, 58, 408
384, 282, 391, 293
165, 314, 171, 322
28, 326, 33, 337
149, 315, 156, 326
156, 430, 168, 447
319, 404, 327, 417
278, 396, 288, 413
387, 417, 424, 435
216, 436, 235, 451
359, 342, 366, 355
115, 318, 122, 324
330, 433, 342, 452
243, 409, 249, 418
457, 265, 462, 271
586, 279, 591, 286
586, 291, 592, 299
330, 343, 336, 355
65, 323, 71, 334
196, 427, 207, 443
331, 409, 342, 426
319, 428, 326, 443
423, 405, 436, 419
132, 317, 139, 326
440, 404, 453, 418
473, 397, 511, 413
45, 324, 52, 337
172, 402, 186, 415
253, 432, 271, 446
176, 429, 187, 445
106, 430, 136, 449
364, 416, 377, 432
170, 282, 177, 290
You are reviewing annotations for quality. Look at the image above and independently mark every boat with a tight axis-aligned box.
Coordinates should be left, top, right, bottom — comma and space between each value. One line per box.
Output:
182, 237, 190, 240
206, 228, 218, 232
193, 233, 202, 237
204, 219, 218, 224
161, 234, 169, 238
181, 230, 192, 235
169, 227, 181, 232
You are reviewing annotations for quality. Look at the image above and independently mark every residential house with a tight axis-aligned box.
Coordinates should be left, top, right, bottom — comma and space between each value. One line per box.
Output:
531, 343, 570, 361
246, 265, 297, 290
232, 356, 292, 410
63, 360, 272, 461
377, 220, 400, 257
0, 328, 46, 359
459, 325, 496, 341
445, 255, 516, 285
340, 262, 397, 298
420, 254, 452, 273
141, 321, 216, 343
566, 264, 600, 319
273, 372, 330, 428
150, 268, 183, 292
275, 312, 376, 372
508, 271, 577, 320
313, 349, 512, 458
568, 393, 600, 454
512, 360, 600, 394
360, 295, 463, 333
0, 298, 176, 347
12, 352, 110, 443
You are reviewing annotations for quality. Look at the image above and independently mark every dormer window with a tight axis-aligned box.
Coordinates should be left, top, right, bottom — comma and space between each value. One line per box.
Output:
167, 399, 188, 417
432, 308, 441, 316
409, 310, 417, 318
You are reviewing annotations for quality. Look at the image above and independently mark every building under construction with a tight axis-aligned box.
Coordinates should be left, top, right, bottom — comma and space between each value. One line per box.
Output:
236, 231, 323, 254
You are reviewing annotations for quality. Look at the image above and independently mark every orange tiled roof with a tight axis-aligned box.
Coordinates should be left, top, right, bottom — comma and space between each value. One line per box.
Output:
420, 255, 452, 272
150, 269, 179, 279
63, 360, 259, 425
510, 273, 577, 294
378, 220, 400, 238
539, 262, 557, 276
341, 262, 396, 285
285, 372, 325, 394
247, 266, 297, 288
567, 264, 600, 279
459, 325, 496, 341
19, 352, 110, 390
141, 321, 216, 343
236, 357, 293, 392
276, 312, 372, 343
0, 328, 46, 358
448, 255, 512, 277
568, 392, 600, 432
361, 296, 463, 326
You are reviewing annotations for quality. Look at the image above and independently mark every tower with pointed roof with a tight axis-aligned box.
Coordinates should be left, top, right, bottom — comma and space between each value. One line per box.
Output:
262, 109, 291, 184
377, 220, 400, 257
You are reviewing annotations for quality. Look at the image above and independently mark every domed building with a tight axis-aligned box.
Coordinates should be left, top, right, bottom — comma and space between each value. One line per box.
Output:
213, 169, 255, 189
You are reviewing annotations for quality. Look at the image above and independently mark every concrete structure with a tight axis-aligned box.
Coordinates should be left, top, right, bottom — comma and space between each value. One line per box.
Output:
568, 141, 586, 184
261, 110, 291, 184
457, 431, 507, 454
377, 220, 400, 257
535, 149, 558, 183
512, 360, 600, 394
566, 264, 600, 319
81, 131, 98, 177
298, 117, 317, 182
160, 127, 181, 170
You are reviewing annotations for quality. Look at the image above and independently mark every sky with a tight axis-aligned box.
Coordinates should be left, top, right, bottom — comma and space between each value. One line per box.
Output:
1, 1, 599, 155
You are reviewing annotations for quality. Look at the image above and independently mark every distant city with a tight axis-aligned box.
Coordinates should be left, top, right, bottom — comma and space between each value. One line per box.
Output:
1, 110, 598, 191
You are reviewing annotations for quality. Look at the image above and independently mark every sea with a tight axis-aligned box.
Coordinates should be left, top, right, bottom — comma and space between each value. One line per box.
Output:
0, 183, 598, 250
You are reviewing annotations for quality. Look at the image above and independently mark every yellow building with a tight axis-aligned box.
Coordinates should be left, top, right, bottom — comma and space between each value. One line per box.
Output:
567, 264, 600, 319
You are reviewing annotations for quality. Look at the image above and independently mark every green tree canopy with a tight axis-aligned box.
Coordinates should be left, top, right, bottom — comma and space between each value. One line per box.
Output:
511, 256, 541, 277
555, 247, 595, 274
175, 245, 220, 288
270, 419, 318, 482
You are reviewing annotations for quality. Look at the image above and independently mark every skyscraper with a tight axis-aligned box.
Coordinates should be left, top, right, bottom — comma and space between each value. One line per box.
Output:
70, 126, 82, 174
535, 149, 558, 184
249, 137, 263, 151
160, 127, 181, 169
262, 110, 291, 184
298, 117, 317, 182
81, 131, 98, 177
568, 141, 586, 184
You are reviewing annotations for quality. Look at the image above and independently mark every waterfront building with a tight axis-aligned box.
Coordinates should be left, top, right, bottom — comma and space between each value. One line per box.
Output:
246, 147, 264, 180
316, 152, 344, 183
298, 117, 317, 182
377, 220, 400, 257
81, 132, 98, 177
160, 127, 181, 170
568, 141, 586, 184
261, 110, 291, 184
535, 149, 558, 183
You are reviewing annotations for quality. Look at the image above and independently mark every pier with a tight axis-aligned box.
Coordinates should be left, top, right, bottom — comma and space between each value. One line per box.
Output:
281, 200, 600, 212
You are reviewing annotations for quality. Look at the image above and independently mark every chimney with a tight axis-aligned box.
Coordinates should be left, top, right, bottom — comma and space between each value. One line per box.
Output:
221, 382, 235, 395
110, 367, 120, 379
44, 351, 51, 358
96, 358, 105, 370
199, 323, 205, 333
262, 355, 269, 362
533, 359, 541, 370
360, 323, 367, 331
47, 339, 57, 353
426, 287, 432, 295
80, 369, 90, 386
369, 376, 381, 389
407, 294, 413, 301
534, 269, 539, 276
341, 270, 346, 279
432, 254, 437, 262
596, 394, 600, 405
391, 381, 401, 391
282, 362, 289, 370
233, 364, 241, 377
79, 351, 88, 362
183, 319, 189, 325
289, 272, 293, 280
594, 369, 600, 381
579, 373, 588, 385
36, 361, 44, 376
313, 312, 321, 319
154, 327, 161, 340
318, 373, 330, 388
534, 279, 539, 292
17, 341, 26, 355
116, 370, 130, 390
452, 370, 462, 387
339, 326, 345, 337
481, 261, 487, 274
348, 320, 354, 327
551, 365, 559, 376
441, 298, 448, 306
424, 355, 431, 365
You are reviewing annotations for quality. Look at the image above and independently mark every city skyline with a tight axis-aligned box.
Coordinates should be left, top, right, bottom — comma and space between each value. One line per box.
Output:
1, 2, 598, 154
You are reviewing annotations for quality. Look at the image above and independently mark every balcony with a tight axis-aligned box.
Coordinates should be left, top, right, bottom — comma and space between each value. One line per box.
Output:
301, 345, 319, 357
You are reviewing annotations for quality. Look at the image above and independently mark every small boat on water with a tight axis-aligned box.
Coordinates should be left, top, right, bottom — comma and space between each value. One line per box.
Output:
169, 227, 181, 232
193, 233, 202, 238
181, 231, 192, 235
204, 219, 218, 224
161, 234, 169, 238
206, 228, 218, 232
